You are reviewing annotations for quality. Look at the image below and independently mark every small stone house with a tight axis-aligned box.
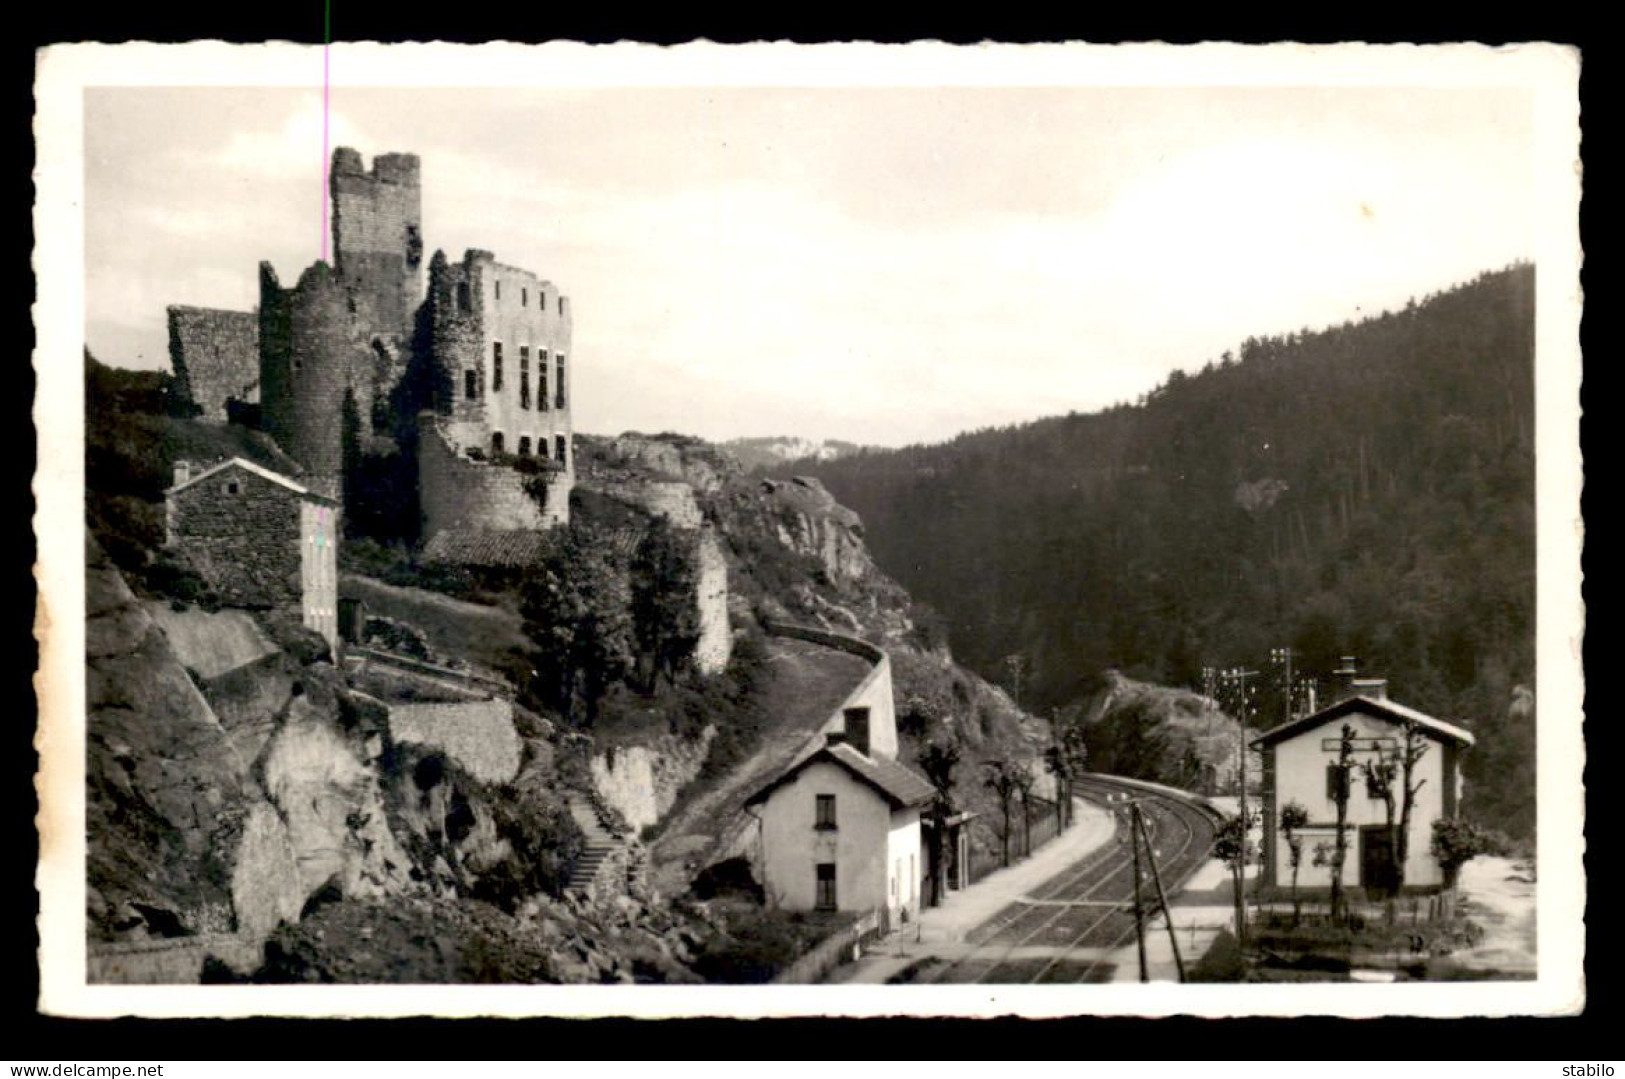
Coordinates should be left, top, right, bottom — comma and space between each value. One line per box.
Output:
744, 708, 934, 929
1251, 681, 1476, 895
165, 457, 341, 652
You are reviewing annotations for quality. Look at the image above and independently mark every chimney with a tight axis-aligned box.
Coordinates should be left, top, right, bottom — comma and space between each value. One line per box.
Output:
824, 730, 848, 749
843, 707, 872, 757
1351, 678, 1388, 701
172, 460, 191, 488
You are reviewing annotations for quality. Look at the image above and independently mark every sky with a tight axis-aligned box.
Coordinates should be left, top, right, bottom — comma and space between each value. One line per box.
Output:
83, 78, 1537, 448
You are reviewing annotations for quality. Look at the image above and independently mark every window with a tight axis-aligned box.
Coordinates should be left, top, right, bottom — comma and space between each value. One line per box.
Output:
491, 432, 505, 456
815, 863, 837, 911
556, 435, 567, 467
815, 794, 836, 830
555, 353, 567, 409
521, 287, 528, 308
1326, 764, 1350, 802
456, 282, 471, 313
538, 349, 549, 411
464, 369, 477, 400
518, 436, 531, 457
519, 350, 531, 410
538, 290, 546, 311
492, 343, 504, 391
224, 480, 240, 495
494, 280, 501, 301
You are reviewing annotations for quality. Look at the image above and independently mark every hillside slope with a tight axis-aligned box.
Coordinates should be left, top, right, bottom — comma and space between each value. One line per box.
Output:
776, 266, 1536, 837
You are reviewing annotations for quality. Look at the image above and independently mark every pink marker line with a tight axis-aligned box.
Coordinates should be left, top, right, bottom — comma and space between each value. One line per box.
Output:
320, 6, 331, 263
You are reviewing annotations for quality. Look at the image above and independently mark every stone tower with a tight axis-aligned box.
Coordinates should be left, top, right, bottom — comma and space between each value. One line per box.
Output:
329, 147, 423, 342
257, 148, 424, 503
257, 261, 373, 501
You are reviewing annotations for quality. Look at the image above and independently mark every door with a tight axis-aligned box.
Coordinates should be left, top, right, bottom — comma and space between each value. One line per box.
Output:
1360, 825, 1398, 895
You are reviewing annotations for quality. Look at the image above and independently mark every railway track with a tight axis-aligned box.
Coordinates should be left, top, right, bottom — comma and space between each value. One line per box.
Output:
915, 774, 1221, 984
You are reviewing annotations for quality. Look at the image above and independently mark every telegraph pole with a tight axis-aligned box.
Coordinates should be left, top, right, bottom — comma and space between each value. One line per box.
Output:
1270, 646, 1294, 725
1134, 801, 1186, 983
1201, 666, 1218, 736
1129, 802, 1148, 982
1223, 667, 1258, 944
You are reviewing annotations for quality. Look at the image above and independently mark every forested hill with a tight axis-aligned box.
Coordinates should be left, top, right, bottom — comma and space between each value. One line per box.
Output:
774, 264, 1536, 837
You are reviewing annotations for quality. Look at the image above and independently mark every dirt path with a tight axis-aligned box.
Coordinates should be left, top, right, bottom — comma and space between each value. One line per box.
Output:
649, 636, 871, 893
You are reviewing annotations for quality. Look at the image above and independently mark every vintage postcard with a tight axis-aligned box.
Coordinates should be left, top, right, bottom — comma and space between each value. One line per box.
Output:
34, 40, 1584, 1018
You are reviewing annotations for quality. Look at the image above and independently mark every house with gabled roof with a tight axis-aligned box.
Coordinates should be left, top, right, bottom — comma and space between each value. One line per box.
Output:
1251, 677, 1476, 894
165, 457, 340, 652
743, 631, 934, 927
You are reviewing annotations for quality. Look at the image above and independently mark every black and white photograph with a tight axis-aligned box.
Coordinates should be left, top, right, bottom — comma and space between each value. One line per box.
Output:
32, 41, 1584, 1018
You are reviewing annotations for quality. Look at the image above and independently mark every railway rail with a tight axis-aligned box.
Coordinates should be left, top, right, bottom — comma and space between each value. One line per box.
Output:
915, 773, 1222, 984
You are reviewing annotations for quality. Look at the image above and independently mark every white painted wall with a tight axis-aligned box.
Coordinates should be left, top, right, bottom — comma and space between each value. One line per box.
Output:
815, 656, 898, 760
886, 807, 923, 922
757, 760, 889, 913
1268, 707, 1456, 889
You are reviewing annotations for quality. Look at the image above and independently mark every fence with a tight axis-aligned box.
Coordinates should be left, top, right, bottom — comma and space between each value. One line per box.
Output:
967, 794, 1064, 886
770, 908, 882, 984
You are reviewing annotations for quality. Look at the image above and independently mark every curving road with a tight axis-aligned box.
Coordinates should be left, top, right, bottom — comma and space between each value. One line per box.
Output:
909, 774, 1220, 984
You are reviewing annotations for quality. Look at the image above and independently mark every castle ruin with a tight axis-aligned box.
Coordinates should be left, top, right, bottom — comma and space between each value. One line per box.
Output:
168, 146, 574, 534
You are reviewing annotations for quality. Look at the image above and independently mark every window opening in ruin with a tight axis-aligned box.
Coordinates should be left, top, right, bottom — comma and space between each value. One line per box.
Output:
518, 436, 531, 457
495, 280, 501, 301
405, 225, 423, 268
816, 863, 837, 911
493, 343, 504, 391
225, 481, 240, 495
538, 291, 546, 311
556, 354, 567, 409
456, 282, 471, 313
520, 351, 531, 410
492, 432, 505, 455
556, 435, 567, 466
464, 369, 477, 400
522, 287, 528, 307
538, 349, 549, 411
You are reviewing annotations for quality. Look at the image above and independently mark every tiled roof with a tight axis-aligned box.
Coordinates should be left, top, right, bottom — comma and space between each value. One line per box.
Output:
744, 741, 936, 811
1250, 695, 1476, 749
421, 528, 550, 569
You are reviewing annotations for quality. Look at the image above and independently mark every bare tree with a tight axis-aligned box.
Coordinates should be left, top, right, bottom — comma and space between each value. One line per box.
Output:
1394, 719, 1431, 889
1012, 766, 1036, 858
918, 739, 962, 905
983, 759, 1022, 867
1043, 711, 1089, 829
1325, 723, 1359, 923
1279, 800, 1309, 926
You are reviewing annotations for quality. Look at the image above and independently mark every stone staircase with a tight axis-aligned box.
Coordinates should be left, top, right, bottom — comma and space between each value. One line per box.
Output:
565, 793, 625, 896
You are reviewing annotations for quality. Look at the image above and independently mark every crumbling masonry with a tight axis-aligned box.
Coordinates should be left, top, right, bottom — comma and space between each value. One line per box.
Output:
167, 147, 574, 532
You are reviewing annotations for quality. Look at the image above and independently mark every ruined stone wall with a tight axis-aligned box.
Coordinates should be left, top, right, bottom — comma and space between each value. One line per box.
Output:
167, 306, 259, 422
694, 525, 732, 674
427, 250, 491, 428
417, 415, 571, 540
167, 465, 305, 609
331, 147, 422, 339
427, 248, 575, 471
386, 697, 522, 786
259, 262, 372, 500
